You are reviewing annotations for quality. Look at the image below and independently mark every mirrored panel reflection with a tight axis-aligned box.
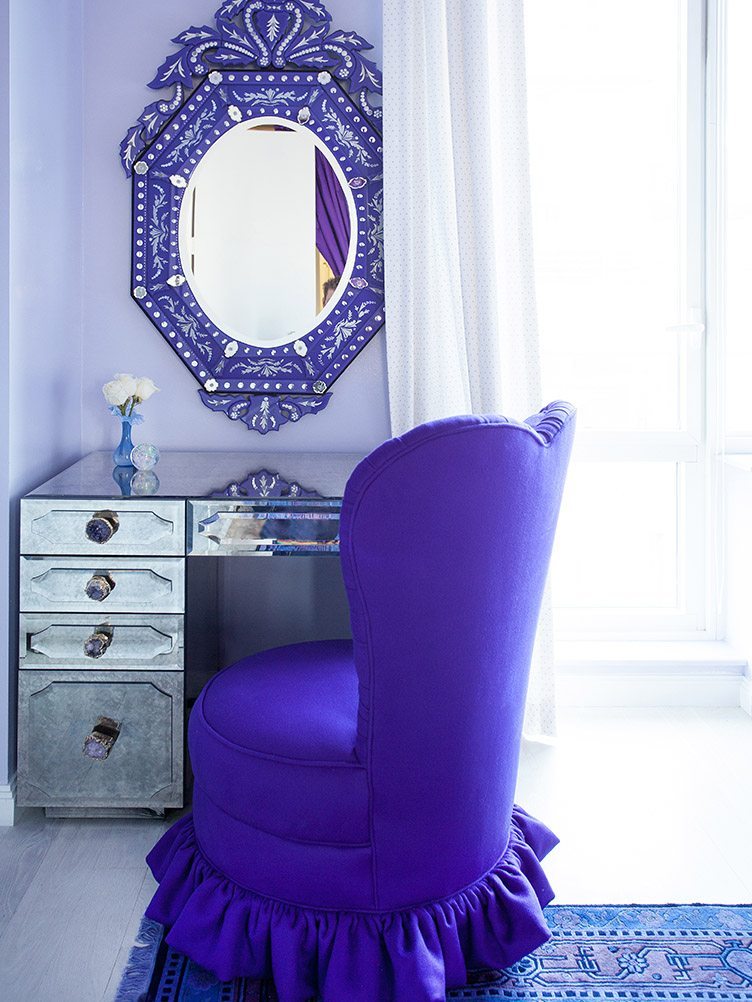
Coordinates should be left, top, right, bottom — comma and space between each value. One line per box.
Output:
178, 119, 355, 348
199, 510, 340, 550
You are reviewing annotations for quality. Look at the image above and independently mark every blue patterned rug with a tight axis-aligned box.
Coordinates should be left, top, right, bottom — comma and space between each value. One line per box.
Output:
115, 905, 752, 1001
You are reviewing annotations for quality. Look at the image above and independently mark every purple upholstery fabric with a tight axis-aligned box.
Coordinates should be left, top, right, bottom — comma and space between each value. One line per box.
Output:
200, 639, 358, 762
146, 403, 576, 1002
189, 640, 369, 846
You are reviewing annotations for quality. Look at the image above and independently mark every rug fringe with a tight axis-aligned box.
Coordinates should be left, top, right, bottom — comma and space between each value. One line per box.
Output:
113, 916, 164, 1002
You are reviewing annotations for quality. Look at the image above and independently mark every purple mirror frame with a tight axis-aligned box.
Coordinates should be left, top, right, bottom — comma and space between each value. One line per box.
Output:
120, 0, 383, 435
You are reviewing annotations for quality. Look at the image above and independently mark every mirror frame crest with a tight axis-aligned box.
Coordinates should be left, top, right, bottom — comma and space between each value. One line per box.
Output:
121, 0, 383, 435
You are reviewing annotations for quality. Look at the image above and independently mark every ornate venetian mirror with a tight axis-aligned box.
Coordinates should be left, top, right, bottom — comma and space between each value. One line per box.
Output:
121, 0, 383, 434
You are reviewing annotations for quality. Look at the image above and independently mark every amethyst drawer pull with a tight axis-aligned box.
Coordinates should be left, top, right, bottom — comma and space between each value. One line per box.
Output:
85, 574, 116, 602
83, 628, 113, 659
83, 716, 121, 760
85, 511, 120, 544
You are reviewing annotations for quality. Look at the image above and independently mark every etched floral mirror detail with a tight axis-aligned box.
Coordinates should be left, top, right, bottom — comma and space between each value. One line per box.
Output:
121, 0, 383, 434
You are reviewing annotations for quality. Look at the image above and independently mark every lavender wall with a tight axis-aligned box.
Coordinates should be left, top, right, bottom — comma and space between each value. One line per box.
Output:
1, 0, 86, 794
80, 0, 390, 454
0, 1, 9, 797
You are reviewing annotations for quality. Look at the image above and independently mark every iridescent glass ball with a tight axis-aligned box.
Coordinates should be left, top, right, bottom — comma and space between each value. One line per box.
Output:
130, 443, 160, 471
130, 470, 160, 496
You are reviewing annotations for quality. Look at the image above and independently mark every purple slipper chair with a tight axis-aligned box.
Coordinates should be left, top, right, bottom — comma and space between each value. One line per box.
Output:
146, 402, 576, 1002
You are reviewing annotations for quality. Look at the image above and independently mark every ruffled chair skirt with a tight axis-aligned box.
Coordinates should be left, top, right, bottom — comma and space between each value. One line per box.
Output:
145, 804, 558, 1002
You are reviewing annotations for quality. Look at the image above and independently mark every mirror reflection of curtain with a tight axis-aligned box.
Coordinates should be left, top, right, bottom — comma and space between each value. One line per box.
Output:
383, 0, 556, 741
315, 149, 349, 276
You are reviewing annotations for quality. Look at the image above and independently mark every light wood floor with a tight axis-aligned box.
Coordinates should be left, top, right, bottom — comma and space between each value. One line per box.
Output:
0, 707, 749, 1002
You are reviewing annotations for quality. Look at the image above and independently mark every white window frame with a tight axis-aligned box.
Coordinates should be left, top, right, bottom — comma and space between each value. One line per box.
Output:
714, 0, 752, 457
555, 0, 716, 641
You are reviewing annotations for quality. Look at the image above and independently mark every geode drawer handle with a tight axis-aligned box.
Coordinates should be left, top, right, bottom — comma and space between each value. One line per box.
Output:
85, 573, 116, 602
83, 716, 121, 760
85, 510, 120, 544
83, 627, 113, 659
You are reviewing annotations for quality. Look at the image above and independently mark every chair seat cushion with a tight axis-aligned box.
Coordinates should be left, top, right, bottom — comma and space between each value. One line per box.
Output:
189, 639, 369, 846
201, 638, 359, 762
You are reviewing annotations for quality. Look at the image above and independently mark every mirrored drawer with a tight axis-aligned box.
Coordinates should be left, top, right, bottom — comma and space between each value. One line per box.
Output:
20, 557, 185, 613
16, 670, 183, 810
20, 498, 185, 556
19, 613, 184, 672
189, 499, 341, 556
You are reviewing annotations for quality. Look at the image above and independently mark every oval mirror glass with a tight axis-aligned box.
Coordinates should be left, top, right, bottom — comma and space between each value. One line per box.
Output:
178, 118, 356, 348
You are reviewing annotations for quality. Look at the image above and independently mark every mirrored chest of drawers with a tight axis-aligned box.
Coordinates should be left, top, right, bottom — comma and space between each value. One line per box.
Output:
17, 450, 359, 817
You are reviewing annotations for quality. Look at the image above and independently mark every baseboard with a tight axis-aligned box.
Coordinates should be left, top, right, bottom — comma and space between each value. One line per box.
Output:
0, 775, 16, 827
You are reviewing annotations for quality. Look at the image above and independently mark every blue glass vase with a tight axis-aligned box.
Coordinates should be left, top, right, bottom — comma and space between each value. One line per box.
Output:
113, 416, 135, 467
112, 465, 134, 496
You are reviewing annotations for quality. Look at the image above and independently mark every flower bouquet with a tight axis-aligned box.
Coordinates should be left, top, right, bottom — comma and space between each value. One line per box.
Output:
102, 373, 159, 466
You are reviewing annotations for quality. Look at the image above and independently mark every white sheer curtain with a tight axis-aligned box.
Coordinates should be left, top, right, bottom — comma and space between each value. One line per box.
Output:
382, 0, 555, 737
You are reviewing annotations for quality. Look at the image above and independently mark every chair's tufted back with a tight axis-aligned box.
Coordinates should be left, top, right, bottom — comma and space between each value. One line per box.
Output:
339, 403, 576, 910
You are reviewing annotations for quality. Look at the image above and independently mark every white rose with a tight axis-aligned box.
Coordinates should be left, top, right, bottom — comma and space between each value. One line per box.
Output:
135, 376, 159, 401
113, 373, 138, 399
102, 379, 130, 407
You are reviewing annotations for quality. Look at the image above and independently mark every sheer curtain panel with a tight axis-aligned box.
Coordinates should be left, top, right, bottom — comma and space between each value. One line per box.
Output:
382, 0, 555, 736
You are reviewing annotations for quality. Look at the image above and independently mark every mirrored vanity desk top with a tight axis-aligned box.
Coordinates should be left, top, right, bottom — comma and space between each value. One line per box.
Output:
29, 451, 364, 501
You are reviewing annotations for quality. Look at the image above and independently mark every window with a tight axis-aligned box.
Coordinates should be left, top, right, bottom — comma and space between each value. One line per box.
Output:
724, 0, 752, 443
525, 1, 709, 637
